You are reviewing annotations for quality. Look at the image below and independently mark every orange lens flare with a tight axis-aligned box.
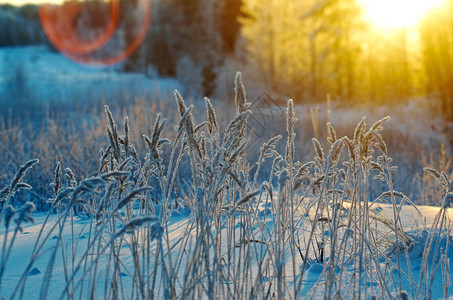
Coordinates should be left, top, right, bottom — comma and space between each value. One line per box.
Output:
39, 0, 151, 66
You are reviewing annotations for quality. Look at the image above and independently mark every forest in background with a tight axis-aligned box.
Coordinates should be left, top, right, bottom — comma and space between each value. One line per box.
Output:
0, 0, 453, 124
0, 0, 451, 211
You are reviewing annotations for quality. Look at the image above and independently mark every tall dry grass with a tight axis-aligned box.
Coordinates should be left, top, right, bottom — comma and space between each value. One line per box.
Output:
0, 73, 452, 299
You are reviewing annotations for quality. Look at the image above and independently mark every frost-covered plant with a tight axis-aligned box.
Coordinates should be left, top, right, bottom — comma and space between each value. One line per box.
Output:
0, 73, 452, 300
414, 168, 453, 299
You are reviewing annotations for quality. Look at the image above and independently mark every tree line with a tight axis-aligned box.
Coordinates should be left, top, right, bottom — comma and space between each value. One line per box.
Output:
242, 0, 453, 123
0, 0, 452, 122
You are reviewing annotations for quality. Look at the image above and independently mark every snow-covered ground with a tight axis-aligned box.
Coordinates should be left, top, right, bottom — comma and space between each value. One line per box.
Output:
0, 204, 452, 299
0, 45, 182, 105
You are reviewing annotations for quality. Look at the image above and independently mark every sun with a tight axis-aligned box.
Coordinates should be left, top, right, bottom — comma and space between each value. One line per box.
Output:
358, 0, 446, 29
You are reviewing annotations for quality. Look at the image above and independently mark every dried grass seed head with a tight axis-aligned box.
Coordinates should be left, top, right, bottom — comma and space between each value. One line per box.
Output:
14, 202, 35, 231
328, 138, 345, 168
52, 161, 62, 195
234, 72, 250, 114
236, 190, 262, 206
204, 97, 219, 134
353, 117, 367, 145
10, 159, 39, 192
260, 135, 282, 160
327, 122, 337, 145
312, 138, 324, 161
174, 89, 187, 116
369, 116, 391, 132
286, 99, 297, 134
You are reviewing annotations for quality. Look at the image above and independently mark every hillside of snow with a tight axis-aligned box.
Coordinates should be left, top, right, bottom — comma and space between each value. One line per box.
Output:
0, 45, 182, 106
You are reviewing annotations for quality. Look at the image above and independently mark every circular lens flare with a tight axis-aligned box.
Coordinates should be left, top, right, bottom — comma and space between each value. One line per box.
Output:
39, 0, 151, 66
40, 0, 119, 54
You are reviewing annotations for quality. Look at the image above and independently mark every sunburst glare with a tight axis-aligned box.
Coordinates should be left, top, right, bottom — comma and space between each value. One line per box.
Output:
358, 0, 446, 29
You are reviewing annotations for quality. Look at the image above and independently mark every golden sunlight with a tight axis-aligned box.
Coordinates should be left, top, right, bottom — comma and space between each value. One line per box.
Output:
358, 0, 446, 29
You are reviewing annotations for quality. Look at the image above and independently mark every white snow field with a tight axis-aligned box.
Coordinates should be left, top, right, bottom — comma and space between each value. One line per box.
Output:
0, 202, 452, 299
0, 45, 182, 105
